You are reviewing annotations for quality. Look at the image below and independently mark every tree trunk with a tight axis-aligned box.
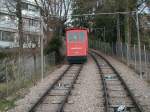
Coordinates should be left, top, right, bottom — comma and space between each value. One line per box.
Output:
16, 0, 24, 75
126, 16, 132, 45
33, 52, 37, 75
126, 0, 130, 44
16, 0, 23, 48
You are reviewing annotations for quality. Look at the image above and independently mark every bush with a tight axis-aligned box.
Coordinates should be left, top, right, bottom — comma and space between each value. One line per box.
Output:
0, 53, 7, 60
0, 52, 14, 82
45, 37, 62, 63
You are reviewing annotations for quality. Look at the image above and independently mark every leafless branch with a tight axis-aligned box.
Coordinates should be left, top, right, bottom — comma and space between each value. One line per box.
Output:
4, 0, 16, 15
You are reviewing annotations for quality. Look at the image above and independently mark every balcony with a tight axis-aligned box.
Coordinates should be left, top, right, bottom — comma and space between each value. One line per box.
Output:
22, 10, 40, 18
0, 21, 17, 32
0, 41, 16, 48
0, 19, 41, 34
23, 25, 41, 34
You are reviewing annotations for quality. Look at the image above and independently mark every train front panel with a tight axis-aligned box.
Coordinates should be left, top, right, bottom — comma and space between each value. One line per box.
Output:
66, 29, 88, 63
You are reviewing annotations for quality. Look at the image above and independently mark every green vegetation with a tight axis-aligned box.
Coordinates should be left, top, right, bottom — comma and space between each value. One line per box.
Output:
0, 64, 57, 111
45, 37, 63, 63
0, 76, 38, 111
0, 98, 16, 111
71, 0, 150, 45
0, 52, 8, 59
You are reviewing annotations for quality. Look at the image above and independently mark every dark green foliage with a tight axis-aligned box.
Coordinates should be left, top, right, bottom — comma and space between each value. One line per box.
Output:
71, 0, 97, 27
94, 15, 117, 42
0, 53, 7, 59
45, 37, 62, 63
45, 37, 62, 53
0, 98, 15, 111
71, 0, 145, 44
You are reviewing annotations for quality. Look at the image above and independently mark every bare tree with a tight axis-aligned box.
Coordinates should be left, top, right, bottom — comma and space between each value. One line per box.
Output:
5, 0, 41, 76
4, 0, 24, 76
34, 0, 72, 42
5, 0, 23, 48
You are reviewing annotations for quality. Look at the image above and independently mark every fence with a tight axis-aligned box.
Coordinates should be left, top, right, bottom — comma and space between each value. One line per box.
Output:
0, 52, 55, 99
89, 39, 150, 81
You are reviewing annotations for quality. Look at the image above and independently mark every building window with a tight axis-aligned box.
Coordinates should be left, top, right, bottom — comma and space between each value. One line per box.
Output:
28, 4, 38, 12
22, 3, 28, 11
0, 31, 14, 42
29, 19, 39, 27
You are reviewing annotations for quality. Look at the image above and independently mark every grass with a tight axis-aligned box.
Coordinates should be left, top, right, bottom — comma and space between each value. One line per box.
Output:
0, 64, 58, 111
0, 98, 16, 111
0, 75, 39, 111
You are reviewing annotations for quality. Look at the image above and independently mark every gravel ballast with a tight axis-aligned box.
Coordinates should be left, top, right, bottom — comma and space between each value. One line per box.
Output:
7, 49, 150, 112
64, 56, 104, 112
93, 49, 150, 112
7, 65, 69, 112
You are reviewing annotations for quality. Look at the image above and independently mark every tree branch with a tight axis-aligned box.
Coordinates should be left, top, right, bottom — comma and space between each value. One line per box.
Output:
4, 0, 16, 15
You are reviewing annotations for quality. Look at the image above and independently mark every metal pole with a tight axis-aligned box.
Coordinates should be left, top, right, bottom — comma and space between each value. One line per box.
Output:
99, 39, 100, 50
41, 17, 44, 81
144, 45, 148, 79
116, 43, 118, 56
126, 43, 129, 66
104, 27, 106, 42
117, 14, 121, 42
121, 42, 124, 61
134, 44, 137, 70
92, 40, 93, 48
104, 43, 106, 54
104, 27, 106, 54
6, 63, 8, 96
136, 11, 142, 78
112, 42, 114, 55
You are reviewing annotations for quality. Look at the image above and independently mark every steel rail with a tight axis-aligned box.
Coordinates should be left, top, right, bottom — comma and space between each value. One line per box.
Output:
57, 64, 83, 112
29, 65, 72, 112
91, 50, 144, 112
90, 53, 109, 112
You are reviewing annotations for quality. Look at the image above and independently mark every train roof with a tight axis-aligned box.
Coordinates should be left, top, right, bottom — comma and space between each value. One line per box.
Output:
66, 27, 88, 31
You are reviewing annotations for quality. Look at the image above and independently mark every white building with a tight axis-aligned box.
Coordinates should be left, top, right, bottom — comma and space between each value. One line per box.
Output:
0, 0, 41, 48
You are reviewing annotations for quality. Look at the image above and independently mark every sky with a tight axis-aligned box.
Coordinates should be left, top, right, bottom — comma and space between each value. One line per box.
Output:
139, 3, 150, 13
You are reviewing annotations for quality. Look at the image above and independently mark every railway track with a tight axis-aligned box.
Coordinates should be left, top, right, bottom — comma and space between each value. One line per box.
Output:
90, 50, 144, 112
29, 64, 83, 112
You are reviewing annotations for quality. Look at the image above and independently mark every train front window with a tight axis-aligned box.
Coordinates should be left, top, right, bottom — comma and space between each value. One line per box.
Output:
79, 32, 85, 41
68, 31, 85, 42
68, 32, 77, 42
73, 32, 78, 41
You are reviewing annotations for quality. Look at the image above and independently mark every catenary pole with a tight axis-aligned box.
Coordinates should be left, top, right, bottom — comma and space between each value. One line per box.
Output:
136, 11, 142, 78
40, 16, 44, 81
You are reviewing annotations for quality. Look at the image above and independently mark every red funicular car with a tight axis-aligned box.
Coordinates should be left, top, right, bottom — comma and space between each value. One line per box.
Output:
66, 27, 88, 63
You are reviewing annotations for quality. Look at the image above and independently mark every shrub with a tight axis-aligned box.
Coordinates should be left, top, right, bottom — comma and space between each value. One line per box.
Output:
45, 37, 62, 63
0, 53, 7, 60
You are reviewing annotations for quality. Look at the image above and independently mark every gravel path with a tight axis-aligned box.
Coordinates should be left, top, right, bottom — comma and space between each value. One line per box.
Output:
64, 56, 104, 112
7, 65, 69, 112
92, 49, 150, 112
